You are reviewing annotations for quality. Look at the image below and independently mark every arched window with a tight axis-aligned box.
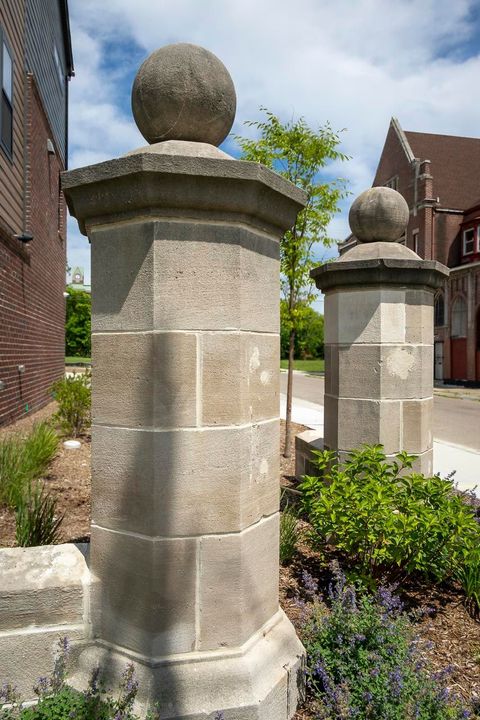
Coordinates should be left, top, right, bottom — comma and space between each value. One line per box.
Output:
451, 296, 467, 337
434, 292, 445, 326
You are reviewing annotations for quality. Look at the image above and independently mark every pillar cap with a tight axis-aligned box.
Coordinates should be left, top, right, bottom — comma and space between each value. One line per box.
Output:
131, 43, 236, 147
62, 152, 307, 236
311, 256, 449, 292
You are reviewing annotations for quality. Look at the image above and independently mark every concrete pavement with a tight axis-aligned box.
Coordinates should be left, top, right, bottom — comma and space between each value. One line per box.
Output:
280, 370, 480, 497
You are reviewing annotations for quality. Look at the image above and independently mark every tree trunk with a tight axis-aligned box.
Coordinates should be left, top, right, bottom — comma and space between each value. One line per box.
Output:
284, 328, 295, 458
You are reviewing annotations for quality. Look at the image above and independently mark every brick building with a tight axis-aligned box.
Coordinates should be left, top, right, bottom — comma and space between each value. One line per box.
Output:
0, 0, 73, 425
340, 117, 480, 384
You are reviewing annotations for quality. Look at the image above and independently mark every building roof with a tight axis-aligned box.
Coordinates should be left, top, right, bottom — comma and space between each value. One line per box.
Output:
59, 0, 74, 77
404, 129, 480, 211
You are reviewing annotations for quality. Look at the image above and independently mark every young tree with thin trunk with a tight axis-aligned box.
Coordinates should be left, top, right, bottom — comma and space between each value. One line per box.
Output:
237, 109, 348, 457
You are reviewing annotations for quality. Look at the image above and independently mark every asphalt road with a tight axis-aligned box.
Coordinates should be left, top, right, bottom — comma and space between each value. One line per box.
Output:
280, 371, 480, 453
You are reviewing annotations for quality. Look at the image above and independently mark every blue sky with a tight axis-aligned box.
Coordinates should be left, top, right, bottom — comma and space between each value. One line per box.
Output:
67, 0, 480, 313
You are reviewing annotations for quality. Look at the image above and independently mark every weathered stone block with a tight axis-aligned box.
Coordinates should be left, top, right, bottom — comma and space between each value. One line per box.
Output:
91, 221, 154, 332
402, 398, 433, 454
331, 344, 434, 399
325, 288, 406, 345
151, 222, 280, 333
90, 527, 197, 656
198, 514, 279, 650
92, 332, 197, 428
295, 430, 324, 479
1, 627, 87, 703
91, 421, 279, 536
405, 288, 434, 344
327, 397, 402, 454
201, 332, 279, 425
0, 545, 87, 631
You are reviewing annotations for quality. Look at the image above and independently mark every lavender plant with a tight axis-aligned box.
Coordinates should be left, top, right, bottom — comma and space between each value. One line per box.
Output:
300, 564, 475, 719
0, 637, 225, 720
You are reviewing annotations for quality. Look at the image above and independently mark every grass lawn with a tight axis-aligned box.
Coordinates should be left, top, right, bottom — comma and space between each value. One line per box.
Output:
65, 356, 91, 365
280, 358, 324, 373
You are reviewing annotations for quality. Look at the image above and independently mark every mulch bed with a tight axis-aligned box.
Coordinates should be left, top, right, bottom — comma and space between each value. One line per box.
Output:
0, 409, 479, 714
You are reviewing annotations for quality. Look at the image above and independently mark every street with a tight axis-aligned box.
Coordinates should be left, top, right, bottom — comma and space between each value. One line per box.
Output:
280, 371, 480, 453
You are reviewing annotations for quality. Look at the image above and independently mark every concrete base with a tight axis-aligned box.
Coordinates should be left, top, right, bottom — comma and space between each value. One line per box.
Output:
70, 610, 305, 720
295, 430, 324, 479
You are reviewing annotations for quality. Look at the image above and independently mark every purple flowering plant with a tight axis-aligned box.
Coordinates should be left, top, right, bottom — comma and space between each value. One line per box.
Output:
300, 564, 474, 719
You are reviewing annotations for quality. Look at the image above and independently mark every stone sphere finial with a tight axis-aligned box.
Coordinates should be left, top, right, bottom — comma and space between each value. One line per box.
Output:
131, 43, 236, 147
349, 187, 409, 243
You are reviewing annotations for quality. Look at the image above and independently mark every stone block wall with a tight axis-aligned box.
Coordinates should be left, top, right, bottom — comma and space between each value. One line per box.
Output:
0, 545, 91, 700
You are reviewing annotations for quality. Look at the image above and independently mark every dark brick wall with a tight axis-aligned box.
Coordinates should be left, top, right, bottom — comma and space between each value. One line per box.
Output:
0, 75, 66, 426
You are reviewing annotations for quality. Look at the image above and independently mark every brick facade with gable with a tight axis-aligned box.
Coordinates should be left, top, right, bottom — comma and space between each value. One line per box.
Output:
340, 117, 480, 384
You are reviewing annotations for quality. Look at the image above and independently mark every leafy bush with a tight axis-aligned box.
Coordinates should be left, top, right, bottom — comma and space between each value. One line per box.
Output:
0, 423, 58, 509
0, 638, 225, 720
300, 565, 474, 719
299, 445, 480, 586
65, 287, 91, 358
280, 502, 301, 564
455, 542, 480, 614
15, 483, 63, 547
52, 372, 91, 438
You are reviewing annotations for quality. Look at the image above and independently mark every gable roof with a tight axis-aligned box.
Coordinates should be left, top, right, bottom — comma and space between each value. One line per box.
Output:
404, 129, 480, 211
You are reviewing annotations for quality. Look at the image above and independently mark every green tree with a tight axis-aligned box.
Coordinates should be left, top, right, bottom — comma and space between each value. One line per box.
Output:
65, 287, 91, 357
280, 301, 324, 359
237, 109, 348, 456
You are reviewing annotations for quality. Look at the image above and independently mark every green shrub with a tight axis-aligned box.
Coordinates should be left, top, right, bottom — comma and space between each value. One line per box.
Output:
0, 423, 58, 509
52, 372, 91, 438
299, 445, 480, 585
15, 483, 63, 547
300, 565, 474, 719
455, 542, 480, 613
280, 503, 301, 564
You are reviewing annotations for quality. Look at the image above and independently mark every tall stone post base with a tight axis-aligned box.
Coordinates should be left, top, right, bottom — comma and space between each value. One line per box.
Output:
312, 240, 449, 474
63, 143, 306, 719
71, 610, 304, 719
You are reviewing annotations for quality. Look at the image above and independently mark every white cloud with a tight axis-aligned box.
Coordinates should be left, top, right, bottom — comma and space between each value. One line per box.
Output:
66, 0, 480, 288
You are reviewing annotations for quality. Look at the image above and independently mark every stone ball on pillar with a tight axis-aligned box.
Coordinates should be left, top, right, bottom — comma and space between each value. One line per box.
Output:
349, 186, 409, 243
131, 43, 236, 147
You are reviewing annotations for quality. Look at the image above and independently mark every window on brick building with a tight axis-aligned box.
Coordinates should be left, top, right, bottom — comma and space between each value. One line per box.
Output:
0, 30, 13, 158
451, 296, 467, 337
412, 230, 419, 254
434, 292, 445, 326
385, 176, 399, 191
463, 227, 476, 255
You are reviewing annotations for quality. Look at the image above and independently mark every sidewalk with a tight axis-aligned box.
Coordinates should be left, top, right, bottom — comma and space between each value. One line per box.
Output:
280, 393, 480, 497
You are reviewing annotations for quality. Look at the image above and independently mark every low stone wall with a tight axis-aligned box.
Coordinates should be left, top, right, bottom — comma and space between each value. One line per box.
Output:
295, 430, 324, 479
0, 544, 91, 700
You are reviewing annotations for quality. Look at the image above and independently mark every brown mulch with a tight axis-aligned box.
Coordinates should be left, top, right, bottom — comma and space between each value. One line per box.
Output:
0, 412, 479, 713
0, 401, 91, 547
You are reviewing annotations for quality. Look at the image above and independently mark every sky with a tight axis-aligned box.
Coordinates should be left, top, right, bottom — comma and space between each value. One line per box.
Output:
66, 0, 480, 312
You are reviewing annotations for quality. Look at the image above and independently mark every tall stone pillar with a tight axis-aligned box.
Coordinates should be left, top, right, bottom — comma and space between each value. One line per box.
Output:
62, 44, 305, 718
312, 187, 449, 474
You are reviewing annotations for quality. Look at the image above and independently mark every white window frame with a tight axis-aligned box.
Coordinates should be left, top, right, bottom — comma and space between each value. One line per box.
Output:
451, 296, 467, 338
385, 176, 399, 191
412, 229, 419, 254
463, 227, 476, 255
